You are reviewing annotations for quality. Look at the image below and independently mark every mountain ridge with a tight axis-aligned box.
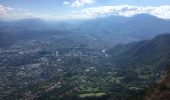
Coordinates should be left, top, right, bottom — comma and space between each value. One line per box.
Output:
107, 33, 170, 70
1, 14, 170, 48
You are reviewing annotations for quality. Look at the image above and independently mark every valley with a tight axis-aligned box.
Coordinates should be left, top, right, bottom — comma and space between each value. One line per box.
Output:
0, 14, 170, 100
0, 31, 169, 100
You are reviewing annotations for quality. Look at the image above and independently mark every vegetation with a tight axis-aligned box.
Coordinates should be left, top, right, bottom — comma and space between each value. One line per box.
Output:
0, 15, 170, 100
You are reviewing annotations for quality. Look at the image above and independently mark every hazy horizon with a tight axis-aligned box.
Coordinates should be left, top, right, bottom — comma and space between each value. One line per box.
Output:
1, 1, 170, 100
0, 0, 170, 21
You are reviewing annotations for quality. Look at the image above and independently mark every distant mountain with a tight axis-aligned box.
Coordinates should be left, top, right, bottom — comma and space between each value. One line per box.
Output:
107, 33, 170, 70
1, 14, 170, 48
0, 18, 47, 31
77, 14, 170, 42
12, 18, 46, 28
0, 18, 49, 47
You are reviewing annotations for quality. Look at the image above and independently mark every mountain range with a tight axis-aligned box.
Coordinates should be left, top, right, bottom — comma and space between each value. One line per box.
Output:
1, 14, 170, 48
77, 14, 170, 41
0, 14, 170, 100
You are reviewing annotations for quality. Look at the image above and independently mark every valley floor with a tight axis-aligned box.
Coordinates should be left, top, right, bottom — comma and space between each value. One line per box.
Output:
0, 34, 166, 100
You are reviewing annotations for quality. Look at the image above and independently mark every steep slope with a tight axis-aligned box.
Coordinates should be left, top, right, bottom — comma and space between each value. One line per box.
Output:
126, 65, 170, 100
107, 33, 170, 70
144, 65, 170, 100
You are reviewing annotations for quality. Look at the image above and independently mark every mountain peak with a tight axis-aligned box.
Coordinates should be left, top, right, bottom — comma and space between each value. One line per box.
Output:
131, 14, 162, 21
153, 33, 170, 39
133, 13, 158, 18
15, 18, 45, 24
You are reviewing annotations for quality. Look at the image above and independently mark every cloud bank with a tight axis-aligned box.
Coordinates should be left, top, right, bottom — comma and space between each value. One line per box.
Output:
0, 5, 13, 15
80, 5, 170, 19
63, 0, 95, 7
1, 4, 170, 21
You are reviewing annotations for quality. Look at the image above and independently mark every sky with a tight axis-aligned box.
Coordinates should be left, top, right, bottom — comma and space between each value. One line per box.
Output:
0, 0, 170, 21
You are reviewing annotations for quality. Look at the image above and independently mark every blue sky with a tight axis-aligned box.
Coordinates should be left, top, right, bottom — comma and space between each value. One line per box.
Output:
0, 0, 170, 21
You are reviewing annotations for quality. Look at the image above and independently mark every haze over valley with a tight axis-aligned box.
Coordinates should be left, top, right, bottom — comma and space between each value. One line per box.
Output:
0, 0, 170, 100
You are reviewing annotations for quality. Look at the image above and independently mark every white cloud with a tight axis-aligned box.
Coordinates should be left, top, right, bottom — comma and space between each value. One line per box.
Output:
0, 5, 41, 21
0, 5, 82, 21
1, 4, 170, 21
0, 5, 13, 16
150, 5, 170, 19
79, 5, 170, 19
63, 1, 70, 5
63, 0, 95, 7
